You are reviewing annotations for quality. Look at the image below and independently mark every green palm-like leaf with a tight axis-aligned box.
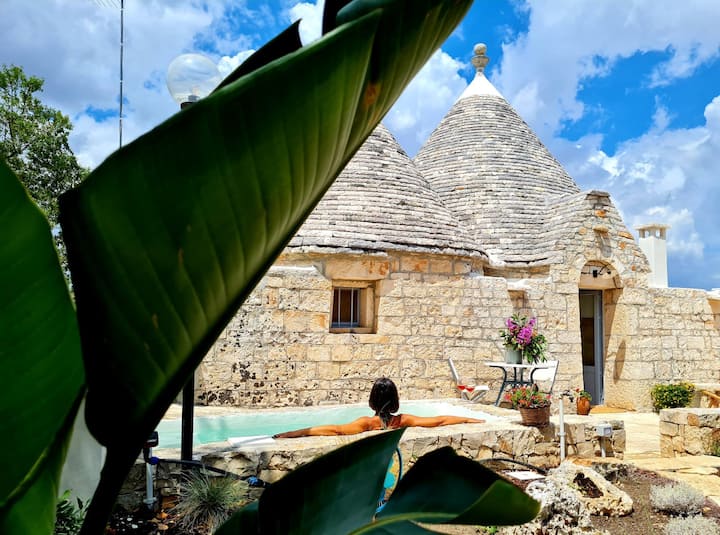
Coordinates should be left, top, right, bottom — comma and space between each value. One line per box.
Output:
376, 447, 540, 526
58, 1, 472, 530
217, 429, 405, 535
64, 14, 380, 532
217, 435, 539, 534
0, 159, 84, 533
61, 8, 377, 454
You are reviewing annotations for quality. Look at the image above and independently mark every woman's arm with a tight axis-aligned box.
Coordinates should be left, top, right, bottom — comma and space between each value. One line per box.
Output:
397, 414, 484, 429
272, 416, 379, 438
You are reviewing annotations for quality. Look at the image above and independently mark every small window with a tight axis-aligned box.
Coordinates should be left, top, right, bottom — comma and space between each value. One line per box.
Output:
332, 287, 361, 328
330, 282, 375, 333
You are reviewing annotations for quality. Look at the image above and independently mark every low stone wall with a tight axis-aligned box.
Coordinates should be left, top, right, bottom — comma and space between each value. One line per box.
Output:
119, 415, 625, 508
660, 407, 720, 457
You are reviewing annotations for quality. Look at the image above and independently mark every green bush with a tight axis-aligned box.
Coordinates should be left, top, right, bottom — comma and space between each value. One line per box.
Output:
53, 491, 86, 535
650, 482, 705, 515
664, 515, 720, 535
650, 382, 695, 411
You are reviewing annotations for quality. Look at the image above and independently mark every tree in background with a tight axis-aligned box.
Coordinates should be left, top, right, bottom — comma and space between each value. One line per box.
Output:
0, 64, 87, 271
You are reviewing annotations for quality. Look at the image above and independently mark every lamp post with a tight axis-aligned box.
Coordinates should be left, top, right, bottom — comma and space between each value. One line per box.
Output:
166, 53, 221, 462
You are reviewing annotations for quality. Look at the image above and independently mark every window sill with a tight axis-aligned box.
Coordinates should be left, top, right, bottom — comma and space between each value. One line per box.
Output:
329, 327, 375, 334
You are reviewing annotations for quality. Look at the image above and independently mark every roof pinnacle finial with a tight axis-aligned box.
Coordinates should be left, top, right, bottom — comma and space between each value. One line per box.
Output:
472, 43, 489, 73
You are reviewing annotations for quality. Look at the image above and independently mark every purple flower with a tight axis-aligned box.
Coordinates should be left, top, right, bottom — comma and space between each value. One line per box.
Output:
517, 325, 533, 346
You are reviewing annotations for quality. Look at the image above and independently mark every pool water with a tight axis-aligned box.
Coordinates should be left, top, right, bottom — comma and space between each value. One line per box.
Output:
155, 400, 498, 449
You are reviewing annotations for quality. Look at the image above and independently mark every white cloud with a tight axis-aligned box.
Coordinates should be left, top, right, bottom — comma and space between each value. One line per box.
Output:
0, 1, 276, 169
384, 50, 469, 156
287, 0, 324, 44
493, 0, 720, 139
554, 94, 720, 289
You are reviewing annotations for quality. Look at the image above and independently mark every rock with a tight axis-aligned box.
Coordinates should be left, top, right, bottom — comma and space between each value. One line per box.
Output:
550, 462, 633, 517
500, 476, 604, 535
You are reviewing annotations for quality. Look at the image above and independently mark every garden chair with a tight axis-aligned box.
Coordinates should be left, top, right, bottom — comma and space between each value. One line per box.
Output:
447, 357, 489, 402
530, 360, 559, 395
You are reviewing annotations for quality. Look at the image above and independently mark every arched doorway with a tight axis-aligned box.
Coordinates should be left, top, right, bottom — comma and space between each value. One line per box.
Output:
579, 262, 621, 405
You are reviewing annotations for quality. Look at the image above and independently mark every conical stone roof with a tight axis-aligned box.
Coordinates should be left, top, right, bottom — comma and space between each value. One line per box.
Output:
287, 123, 484, 259
414, 44, 580, 266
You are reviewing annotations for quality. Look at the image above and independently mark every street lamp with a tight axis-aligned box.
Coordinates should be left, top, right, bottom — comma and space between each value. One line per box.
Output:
166, 53, 221, 462
167, 53, 222, 109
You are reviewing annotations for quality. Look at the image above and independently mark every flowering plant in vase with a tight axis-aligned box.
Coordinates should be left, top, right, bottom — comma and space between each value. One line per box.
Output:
575, 388, 592, 401
504, 385, 552, 409
575, 387, 592, 415
499, 314, 548, 364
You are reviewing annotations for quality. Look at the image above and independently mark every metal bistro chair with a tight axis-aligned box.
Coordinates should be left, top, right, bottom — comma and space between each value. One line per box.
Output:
530, 360, 559, 396
447, 357, 489, 402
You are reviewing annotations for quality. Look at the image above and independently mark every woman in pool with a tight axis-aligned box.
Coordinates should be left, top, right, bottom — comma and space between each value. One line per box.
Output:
272, 377, 484, 438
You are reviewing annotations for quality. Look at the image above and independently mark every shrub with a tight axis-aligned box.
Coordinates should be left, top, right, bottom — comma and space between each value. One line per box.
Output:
664, 515, 720, 535
173, 471, 248, 534
54, 490, 87, 535
650, 382, 695, 411
650, 482, 705, 515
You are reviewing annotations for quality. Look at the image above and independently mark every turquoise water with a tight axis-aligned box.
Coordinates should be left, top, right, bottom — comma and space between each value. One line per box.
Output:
155, 401, 498, 449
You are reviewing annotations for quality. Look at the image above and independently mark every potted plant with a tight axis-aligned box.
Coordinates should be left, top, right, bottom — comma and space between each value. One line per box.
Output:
575, 388, 592, 415
504, 385, 552, 427
499, 314, 548, 364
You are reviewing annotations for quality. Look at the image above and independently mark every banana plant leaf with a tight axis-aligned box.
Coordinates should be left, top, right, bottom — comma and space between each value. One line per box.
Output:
58, 0, 472, 530
0, 159, 85, 534
215, 431, 540, 534
375, 447, 541, 526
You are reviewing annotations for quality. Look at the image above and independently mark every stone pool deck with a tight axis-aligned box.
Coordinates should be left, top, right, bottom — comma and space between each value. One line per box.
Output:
119, 401, 626, 507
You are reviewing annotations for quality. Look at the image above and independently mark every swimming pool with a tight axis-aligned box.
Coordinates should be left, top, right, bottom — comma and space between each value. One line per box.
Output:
155, 400, 499, 449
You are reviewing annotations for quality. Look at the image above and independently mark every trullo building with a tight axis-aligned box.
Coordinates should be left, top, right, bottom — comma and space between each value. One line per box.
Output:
197, 45, 720, 411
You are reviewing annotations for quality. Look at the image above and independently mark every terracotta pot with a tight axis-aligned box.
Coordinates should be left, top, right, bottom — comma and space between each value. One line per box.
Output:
518, 406, 551, 427
577, 397, 591, 415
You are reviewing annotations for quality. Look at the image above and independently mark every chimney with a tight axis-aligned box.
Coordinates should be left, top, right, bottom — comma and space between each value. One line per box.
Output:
635, 223, 670, 288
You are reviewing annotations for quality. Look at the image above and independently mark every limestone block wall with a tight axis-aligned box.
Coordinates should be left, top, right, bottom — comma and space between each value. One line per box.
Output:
197, 252, 586, 408
196, 248, 720, 411
604, 287, 720, 410
660, 408, 720, 457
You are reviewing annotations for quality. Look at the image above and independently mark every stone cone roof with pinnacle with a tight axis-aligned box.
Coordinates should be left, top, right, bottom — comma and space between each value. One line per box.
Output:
414, 43, 581, 266
287, 123, 485, 259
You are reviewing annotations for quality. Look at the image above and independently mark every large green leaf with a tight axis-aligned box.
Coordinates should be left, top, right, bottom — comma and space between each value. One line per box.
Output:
58, 0, 473, 530
376, 447, 540, 526
0, 159, 84, 532
337, 0, 472, 156
217, 434, 539, 534
217, 429, 405, 535
61, 11, 378, 450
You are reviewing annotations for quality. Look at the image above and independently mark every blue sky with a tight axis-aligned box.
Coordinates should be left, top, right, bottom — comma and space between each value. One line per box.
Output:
2, 0, 719, 290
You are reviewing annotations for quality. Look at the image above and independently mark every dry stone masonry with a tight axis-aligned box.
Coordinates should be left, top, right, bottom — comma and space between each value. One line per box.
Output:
660, 408, 720, 457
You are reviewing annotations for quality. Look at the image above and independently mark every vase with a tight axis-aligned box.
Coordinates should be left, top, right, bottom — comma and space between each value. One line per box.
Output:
518, 406, 551, 427
577, 397, 591, 416
504, 347, 523, 364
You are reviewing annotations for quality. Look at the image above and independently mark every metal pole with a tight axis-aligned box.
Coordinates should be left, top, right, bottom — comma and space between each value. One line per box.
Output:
119, 0, 124, 148
559, 394, 566, 461
181, 374, 194, 462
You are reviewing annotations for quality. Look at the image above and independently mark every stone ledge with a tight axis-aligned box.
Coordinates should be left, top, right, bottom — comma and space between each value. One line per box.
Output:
660, 407, 720, 457
119, 415, 625, 509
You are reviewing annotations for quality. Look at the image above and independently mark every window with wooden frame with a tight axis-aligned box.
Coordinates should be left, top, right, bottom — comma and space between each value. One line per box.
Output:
330, 281, 376, 333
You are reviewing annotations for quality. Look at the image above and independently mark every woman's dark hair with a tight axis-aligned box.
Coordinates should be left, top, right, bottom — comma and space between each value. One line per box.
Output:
369, 377, 400, 427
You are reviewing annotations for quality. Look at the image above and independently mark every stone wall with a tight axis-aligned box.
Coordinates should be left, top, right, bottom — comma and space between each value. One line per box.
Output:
196, 245, 720, 412
660, 408, 720, 457
605, 288, 720, 410
197, 252, 587, 409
